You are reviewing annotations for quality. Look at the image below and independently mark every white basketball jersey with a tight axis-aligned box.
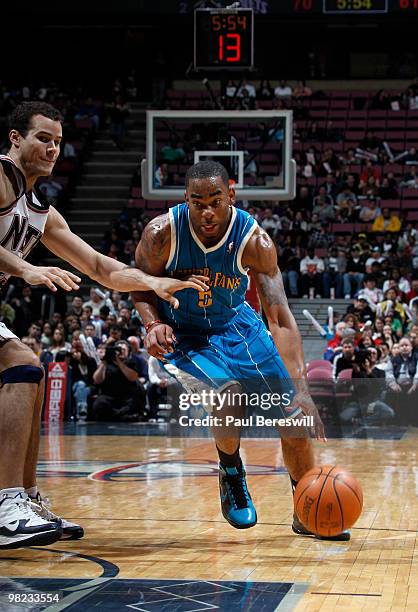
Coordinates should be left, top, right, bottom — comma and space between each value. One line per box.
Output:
0, 155, 50, 289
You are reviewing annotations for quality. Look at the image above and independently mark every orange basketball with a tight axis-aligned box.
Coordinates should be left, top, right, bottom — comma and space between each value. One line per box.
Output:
294, 465, 363, 537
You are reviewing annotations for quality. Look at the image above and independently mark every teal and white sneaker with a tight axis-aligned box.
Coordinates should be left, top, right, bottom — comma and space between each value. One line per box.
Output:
219, 462, 257, 529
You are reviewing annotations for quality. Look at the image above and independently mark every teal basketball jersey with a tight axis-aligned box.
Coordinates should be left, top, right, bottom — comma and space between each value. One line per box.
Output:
157, 203, 257, 332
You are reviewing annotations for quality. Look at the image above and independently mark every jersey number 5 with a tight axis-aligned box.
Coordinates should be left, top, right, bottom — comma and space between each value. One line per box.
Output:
198, 289, 213, 308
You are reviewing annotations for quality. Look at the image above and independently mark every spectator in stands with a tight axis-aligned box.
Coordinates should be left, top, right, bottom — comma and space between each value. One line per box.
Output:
68, 295, 84, 318
92, 340, 145, 421
69, 345, 97, 420
37, 178, 64, 205
383, 270, 411, 296
260, 208, 282, 239
333, 337, 357, 380
323, 247, 344, 298
404, 146, 418, 163
339, 149, 358, 165
344, 247, 365, 298
274, 80, 292, 103
372, 208, 402, 233
400, 165, 418, 188
308, 221, 334, 249
127, 336, 149, 381
107, 94, 130, 150
386, 336, 418, 424
358, 130, 383, 156
358, 275, 383, 310
39, 322, 53, 349
306, 121, 322, 142
74, 97, 101, 131
377, 287, 409, 325
21, 336, 41, 357
154, 161, 168, 188
293, 80, 312, 99
161, 137, 186, 163
407, 278, 418, 306
312, 187, 335, 222
237, 78, 256, 99
147, 356, 181, 422
359, 160, 381, 188
257, 80, 274, 101
0, 297, 15, 328
83, 287, 113, 317
48, 327, 71, 356
369, 89, 391, 110
318, 148, 340, 176
385, 313, 403, 339
378, 177, 398, 200
364, 247, 386, 274
347, 297, 374, 325
300, 247, 325, 298
82, 322, 101, 347
360, 176, 379, 199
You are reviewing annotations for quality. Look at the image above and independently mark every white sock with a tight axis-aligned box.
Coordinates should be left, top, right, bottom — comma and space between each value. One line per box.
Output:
25, 486, 39, 499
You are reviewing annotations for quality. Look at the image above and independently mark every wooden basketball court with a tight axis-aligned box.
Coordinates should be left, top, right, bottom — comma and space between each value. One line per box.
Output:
1, 423, 417, 611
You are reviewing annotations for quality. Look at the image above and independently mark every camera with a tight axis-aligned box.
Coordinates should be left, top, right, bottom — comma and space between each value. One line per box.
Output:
104, 345, 122, 363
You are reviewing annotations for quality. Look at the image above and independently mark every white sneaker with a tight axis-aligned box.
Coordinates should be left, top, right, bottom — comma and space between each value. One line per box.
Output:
28, 493, 84, 540
0, 489, 62, 549
345, 294, 351, 299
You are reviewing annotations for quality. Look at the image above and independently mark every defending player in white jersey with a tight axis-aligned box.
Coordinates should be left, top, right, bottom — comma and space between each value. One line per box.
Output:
0, 101, 208, 549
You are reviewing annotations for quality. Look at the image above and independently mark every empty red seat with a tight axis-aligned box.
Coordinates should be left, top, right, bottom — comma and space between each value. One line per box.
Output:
307, 360, 333, 372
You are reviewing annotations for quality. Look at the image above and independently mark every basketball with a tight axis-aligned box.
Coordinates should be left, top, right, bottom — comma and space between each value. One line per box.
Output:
294, 465, 363, 537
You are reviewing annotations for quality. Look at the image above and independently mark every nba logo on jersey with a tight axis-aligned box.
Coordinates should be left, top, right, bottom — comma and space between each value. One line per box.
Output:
227, 241, 234, 254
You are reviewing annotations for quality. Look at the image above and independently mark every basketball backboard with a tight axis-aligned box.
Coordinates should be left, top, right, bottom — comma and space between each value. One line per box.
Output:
141, 110, 296, 201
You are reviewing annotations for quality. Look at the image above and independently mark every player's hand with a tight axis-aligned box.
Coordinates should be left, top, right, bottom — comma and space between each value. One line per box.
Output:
153, 275, 209, 309
22, 264, 81, 292
145, 323, 176, 359
293, 390, 327, 442
407, 384, 417, 395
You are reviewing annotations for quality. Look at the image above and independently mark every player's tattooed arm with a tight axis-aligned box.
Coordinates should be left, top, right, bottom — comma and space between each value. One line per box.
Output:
131, 214, 172, 319
242, 226, 306, 381
243, 226, 325, 440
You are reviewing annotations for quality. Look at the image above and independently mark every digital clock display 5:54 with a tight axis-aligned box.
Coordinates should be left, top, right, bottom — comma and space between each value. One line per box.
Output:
324, 0, 388, 12
194, 9, 254, 70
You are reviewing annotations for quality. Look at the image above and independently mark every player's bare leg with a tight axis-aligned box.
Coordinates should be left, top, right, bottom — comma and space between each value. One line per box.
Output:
0, 339, 62, 549
21, 361, 85, 541
212, 383, 257, 529
0, 340, 40, 489
23, 376, 44, 491
280, 428, 350, 540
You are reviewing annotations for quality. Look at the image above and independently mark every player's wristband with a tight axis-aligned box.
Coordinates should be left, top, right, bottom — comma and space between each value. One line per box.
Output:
145, 319, 163, 333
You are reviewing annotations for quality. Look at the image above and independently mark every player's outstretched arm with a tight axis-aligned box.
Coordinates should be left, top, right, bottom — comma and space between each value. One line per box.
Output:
242, 227, 325, 441
0, 245, 81, 292
41, 207, 207, 306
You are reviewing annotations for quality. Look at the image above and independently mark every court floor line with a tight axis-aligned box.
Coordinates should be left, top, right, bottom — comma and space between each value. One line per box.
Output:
62, 517, 418, 534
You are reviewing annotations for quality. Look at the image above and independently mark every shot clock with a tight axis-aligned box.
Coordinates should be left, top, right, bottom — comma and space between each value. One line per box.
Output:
194, 8, 254, 70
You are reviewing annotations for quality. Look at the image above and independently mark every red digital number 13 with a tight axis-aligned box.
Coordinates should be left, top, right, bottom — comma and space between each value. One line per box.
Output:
218, 33, 241, 62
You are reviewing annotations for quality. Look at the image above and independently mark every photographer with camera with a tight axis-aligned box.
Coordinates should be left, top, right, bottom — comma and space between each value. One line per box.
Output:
91, 339, 145, 421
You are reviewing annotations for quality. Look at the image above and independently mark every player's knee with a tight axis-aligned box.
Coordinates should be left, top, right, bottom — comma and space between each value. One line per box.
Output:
0, 349, 44, 387
280, 433, 312, 447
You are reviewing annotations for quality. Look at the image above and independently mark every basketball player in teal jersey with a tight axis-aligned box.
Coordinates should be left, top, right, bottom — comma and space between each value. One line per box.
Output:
133, 161, 350, 541
0, 101, 208, 549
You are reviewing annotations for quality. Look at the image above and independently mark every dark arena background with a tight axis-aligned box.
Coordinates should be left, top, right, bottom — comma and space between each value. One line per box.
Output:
1, 1, 418, 610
